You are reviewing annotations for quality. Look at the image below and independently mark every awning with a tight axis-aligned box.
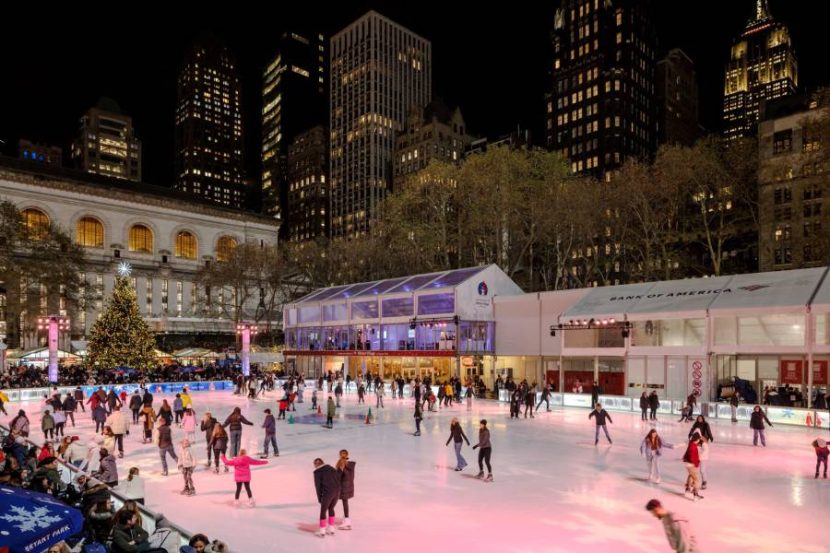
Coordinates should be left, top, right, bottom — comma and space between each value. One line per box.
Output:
708, 267, 828, 314
625, 275, 733, 320
560, 282, 655, 321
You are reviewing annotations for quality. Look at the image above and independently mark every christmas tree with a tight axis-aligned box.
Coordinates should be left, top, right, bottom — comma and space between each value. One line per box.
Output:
86, 272, 156, 370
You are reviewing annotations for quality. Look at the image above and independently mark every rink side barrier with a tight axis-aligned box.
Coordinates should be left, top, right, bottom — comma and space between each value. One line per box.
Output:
1, 380, 236, 403
0, 422, 197, 550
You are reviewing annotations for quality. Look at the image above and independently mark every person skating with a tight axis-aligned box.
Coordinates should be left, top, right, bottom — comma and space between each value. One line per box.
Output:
260, 408, 279, 458
222, 406, 254, 458
645, 499, 698, 552
210, 424, 230, 474
181, 408, 197, 443
688, 415, 714, 443
334, 381, 343, 407
537, 384, 552, 412
510, 389, 522, 419
74, 386, 85, 413
325, 396, 336, 429
92, 402, 107, 434
446, 417, 471, 471
471, 419, 493, 482
639, 392, 649, 421
156, 417, 178, 477
174, 393, 184, 424
201, 412, 218, 468
524, 383, 535, 418
813, 438, 829, 478
222, 449, 267, 507
311, 389, 319, 410
750, 405, 773, 446
357, 382, 365, 405
589, 403, 613, 445
413, 402, 423, 436
336, 449, 356, 530
697, 435, 711, 490
640, 428, 674, 484
376, 380, 385, 408
178, 438, 197, 496
41, 409, 55, 440
158, 399, 173, 426
62, 393, 76, 427
105, 406, 128, 458
648, 391, 660, 421
682, 433, 703, 501
128, 390, 142, 425
117, 467, 145, 505
10, 409, 30, 437
730, 392, 741, 423
140, 404, 156, 444
591, 381, 601, 407
313, 457, 341, 536
52, 409, 66, 438
465, 385, 474, 411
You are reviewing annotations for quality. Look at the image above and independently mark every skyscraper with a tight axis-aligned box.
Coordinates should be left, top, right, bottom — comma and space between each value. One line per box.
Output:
262, 31, 328, 222
330, 11, 432, 237
723, 0, 798, 141
175, 36, 245, 209
656, 48, 702, 146
545, 0, 657, 178
71, 98, 141, 181
286, 126, 329, 241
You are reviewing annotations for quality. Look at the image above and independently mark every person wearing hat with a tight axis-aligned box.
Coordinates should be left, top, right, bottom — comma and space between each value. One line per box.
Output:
471, 419, 493, 482
645, 499, 697, 552
813, 438, 829, 478
32, 456, 61, 494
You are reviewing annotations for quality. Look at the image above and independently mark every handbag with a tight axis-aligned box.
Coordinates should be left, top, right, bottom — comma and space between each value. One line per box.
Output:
149, 527, 182, 553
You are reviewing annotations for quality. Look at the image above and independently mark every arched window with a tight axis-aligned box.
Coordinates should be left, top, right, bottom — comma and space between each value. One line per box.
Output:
128, 224, 154, 254
175, 231, 198, 259
216, 236, 237, 262
21, 208, 49, 240
76, 216, 104, 248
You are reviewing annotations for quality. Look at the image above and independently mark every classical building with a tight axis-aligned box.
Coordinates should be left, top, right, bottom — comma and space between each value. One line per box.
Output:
330, 11, 432, 237
71, 99, 141, 181
656, 49, 702, 146
723, 0, 798, 141
262, 31, 327, 222
175, 36, 245, 209
393, 99, 474, 189
546, 0, 657, 177
0, 157, 278, 351
18, 140, 62, 167
758, 90, 830, 271
285, 126, 328, 242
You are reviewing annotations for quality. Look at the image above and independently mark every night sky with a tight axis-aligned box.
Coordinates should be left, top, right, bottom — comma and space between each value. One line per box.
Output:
2, 1, 827, 189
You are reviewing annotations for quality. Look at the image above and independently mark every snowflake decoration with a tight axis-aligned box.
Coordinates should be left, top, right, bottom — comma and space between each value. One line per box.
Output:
117, 262, 132, 277
1, 504, 62, 532
782, 409, 794, 419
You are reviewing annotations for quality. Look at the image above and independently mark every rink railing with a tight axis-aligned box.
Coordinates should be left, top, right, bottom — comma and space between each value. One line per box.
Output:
0, 423, 196, 550
1, 379, 236, 403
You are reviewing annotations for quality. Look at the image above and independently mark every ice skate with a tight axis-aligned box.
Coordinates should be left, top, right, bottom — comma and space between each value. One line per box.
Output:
654, 478, 661, 484
326, 525, 336, 535
161, 470, 168, 477
315, 528, 326, 538
180, 488, 189, 495
484, 474, 493, 482
475, 471, 484, 479
233, 499, 240, 507
248, 498, 256, 507
693, 493, 703, 501
701, 481, 707, 490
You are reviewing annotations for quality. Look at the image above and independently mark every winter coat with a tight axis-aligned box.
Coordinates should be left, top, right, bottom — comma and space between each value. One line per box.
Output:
589, 409, 612, 426
223, 412, 254, 432
106, 392, 121, 409
111, 523, 150, 553
73, 388, 84, 401
181, 393, 193, 408
142, 391, 153, 407
682, 441, 700, 467
476, 428, 491, 449
129, 394, 143, 410
63, 396, 76, 411
98, 454, 118, 483
730, 395, 740, 407
11, 415, 29, 435
106, 411, 128, 435
92, 405, 107, 423
339, 460, 356, 500
327, 400, 337, 417
201, 417, 217, 442
182, 413, 196, 433
649, 394, 660, 410
446, 425, 470, 446
157, 425, 173, 449
173, 398, 184, 412
141, 406, 156, 430
660, 512, 697, 553
262, 414, 276, 434
178, 446, 196, 468
698, 440, 710, 462
222, 454, 266, 482
640, 436, 674, 461
158, 405, 173, 424
117, 475, 145, 500
41, 413, 55, 431
750, 410, 772, 430
314, 464, 341, 501
688, 421, 714, 442
640, 395, 649, 410
210, 430, 228, 452
64, 441, 88, 464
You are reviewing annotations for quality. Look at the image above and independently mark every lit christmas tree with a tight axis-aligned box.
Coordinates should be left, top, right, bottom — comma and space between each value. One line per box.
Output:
86, 267, 156, 370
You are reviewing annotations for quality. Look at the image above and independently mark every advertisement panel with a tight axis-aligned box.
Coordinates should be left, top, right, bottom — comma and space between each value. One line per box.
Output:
598, 395, 633, 412
563, 393, 594, 408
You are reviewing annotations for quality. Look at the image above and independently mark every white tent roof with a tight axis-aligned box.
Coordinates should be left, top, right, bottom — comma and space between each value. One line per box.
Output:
708, 267, 827, 314
560, 282, 654, 321
625, 275, 733, 320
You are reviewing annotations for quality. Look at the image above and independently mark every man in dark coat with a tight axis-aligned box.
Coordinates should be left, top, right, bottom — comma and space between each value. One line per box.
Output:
313, 458, 341, 537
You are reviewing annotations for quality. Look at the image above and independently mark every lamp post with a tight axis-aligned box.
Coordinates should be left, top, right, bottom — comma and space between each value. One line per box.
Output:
236, 322, 258, 377
37, 315, 70, 384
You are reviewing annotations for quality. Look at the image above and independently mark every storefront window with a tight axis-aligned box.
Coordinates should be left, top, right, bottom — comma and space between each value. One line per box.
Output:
459, 322, 494, 352
415, 321, 456, 350
631, 319, 705, 347
351, 300, 379, 319
352, 324, 381, 350
322, 302, 348, 322
417, 293, 455, 315
382, 297, 414, 317
382, 323, 414, 350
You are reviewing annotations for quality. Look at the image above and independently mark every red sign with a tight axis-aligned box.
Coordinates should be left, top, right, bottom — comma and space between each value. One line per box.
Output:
780, 360, 803, 384
283, 350, 456, 358
812, 360, 828, 386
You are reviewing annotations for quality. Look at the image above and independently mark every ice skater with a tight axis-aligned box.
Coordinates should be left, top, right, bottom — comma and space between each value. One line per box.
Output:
222, 406, 254, 458
357, 383, 365, 404
156, 417, 178, 477
260, 408, 279, 458
589, 403, 613, 445
472, 419, 493, 482
376, 380, 385, 408
730, 392, 741, 423
335, 381, 343, 407
682, 433, 703, 501
645, 499, 697, 552
649, 391, 660, 421
813, 438, 829, 478
200, 412, 218, 467
177, 438, 196, 496
446, 417, 470, 471
313, 457, 341, 537
326, 396, 336, 429
750, 405, 773, 446
209, 424, 229, 474
639, 429, 673, 483
688, 415, 714, 443
640, 392, 649, 421
509, 389, 522, 419
524, 383, 535, 418
222, 449, 267, 507
413, 402, 423, 436
336, 449, 355, 530
536, 384, 552, 412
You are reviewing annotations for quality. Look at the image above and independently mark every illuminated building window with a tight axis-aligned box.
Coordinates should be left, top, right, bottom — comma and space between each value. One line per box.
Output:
21, 208, 49, 240
128, 224, 154, 254
216, 235, 238, 262
76, 216, 104, 248
175, 231, 198, 259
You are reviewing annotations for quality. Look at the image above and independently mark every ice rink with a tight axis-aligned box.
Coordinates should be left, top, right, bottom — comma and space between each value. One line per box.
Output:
8, 388, 829, 553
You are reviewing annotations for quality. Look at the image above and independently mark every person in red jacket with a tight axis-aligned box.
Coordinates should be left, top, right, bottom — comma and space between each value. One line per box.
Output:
221, 448, 268, 507
683, 433, 703, 501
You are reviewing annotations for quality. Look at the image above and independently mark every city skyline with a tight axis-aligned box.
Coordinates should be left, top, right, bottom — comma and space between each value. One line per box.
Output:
2, 1, 828, 191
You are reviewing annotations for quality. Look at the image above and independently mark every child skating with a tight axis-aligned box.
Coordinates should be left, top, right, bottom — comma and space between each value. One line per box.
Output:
325, 396, 336, 428
222, 448, 268, 507
177, 438, 197, 496
813, 438, 829, 478
589, 403, 613, 445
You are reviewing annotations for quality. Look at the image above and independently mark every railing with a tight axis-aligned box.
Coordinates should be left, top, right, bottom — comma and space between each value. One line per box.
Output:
1, 380, 236, 403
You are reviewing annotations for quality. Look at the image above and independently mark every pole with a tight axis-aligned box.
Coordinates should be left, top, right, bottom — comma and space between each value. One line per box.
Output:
241, 326, 251, 377
48, 317, 59, 384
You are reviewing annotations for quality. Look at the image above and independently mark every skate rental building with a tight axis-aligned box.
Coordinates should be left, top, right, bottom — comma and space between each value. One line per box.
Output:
284, 265, 830, 411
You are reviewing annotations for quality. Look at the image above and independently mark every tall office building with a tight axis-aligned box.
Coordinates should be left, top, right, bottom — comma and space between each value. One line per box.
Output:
330, 11, 432, 237
71, 98, 141, 181
175, 36, 245, 209
545, 0, 657, 178
19, 139, 62, 167
656, 49, 702, 146
262, 31, 328, 222
723, 0, 798, 141
285, 126, 329, 241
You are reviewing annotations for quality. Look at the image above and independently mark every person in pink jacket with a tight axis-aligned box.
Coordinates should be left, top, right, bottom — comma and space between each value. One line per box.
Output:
181, 408, 197, 444
221, 448, 267, 507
